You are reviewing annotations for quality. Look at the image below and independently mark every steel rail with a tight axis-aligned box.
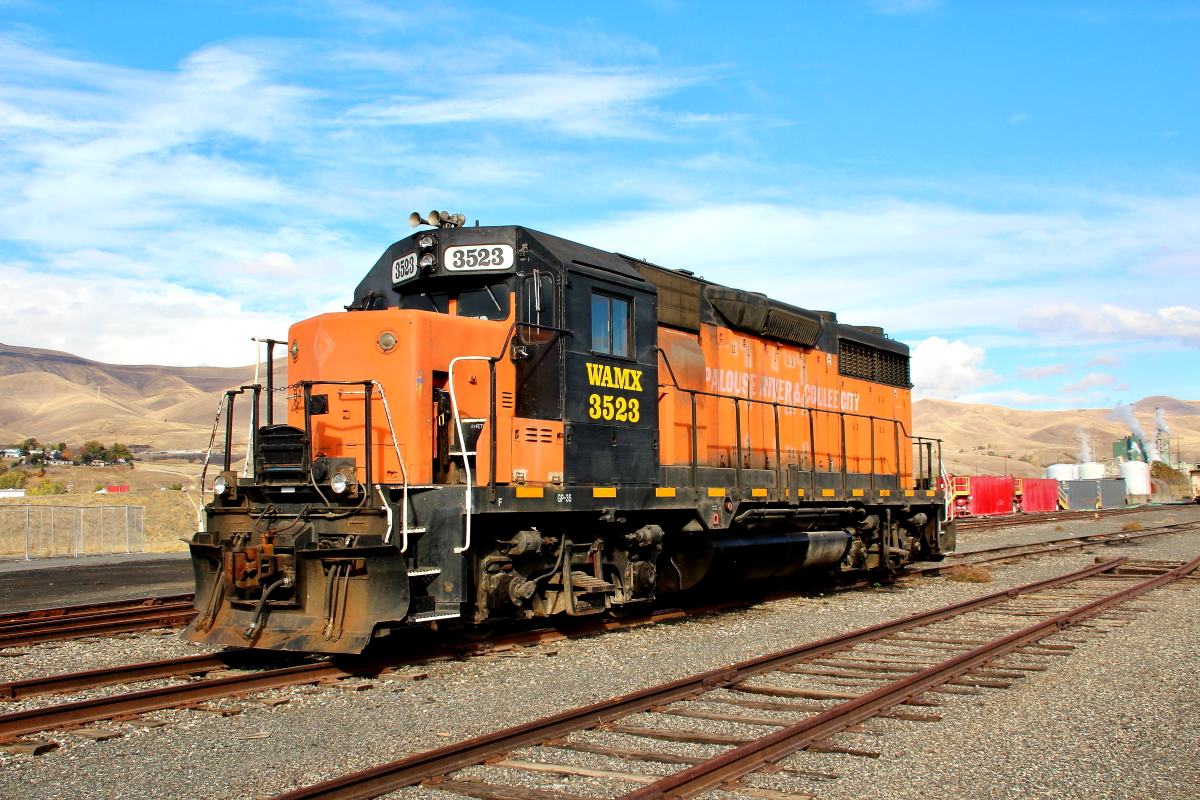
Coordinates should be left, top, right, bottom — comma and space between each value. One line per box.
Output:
914, 520, 1200, 576
0, 649, 284, 702
0, 600, 770, 737
954, 504, 1180, 531
619, 553, 1200, 800
267, 558, 1126, 800
5, 517, 1194, 705
0, 594, 194, 627
0, 604, 197, 649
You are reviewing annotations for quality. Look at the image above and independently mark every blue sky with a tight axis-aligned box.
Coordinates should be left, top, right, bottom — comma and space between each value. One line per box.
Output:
0, 0, 1197, 408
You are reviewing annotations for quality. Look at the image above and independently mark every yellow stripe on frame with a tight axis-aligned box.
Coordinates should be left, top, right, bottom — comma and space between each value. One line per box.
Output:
926, 490, 936, 496
822, 489, 835, 497
851, 489, 864, 497
878, 489, 891, 497
593, 487, 617, 498
655, 487, 676, 498
797, 488, 805, 497
708, 487, 725, 497
515, 487, 543, 498
904, 490, 915, 497
751, 488, 768, 497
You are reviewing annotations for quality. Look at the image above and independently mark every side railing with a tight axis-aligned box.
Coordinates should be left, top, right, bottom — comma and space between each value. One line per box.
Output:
658, 351, 941, 500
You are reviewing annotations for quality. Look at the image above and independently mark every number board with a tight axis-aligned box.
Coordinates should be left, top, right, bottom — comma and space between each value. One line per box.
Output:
391, 253, 418, 284
445, 244, 513, 271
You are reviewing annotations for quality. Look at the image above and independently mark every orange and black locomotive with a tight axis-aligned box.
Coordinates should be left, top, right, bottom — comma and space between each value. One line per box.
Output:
185, 214, 952, 654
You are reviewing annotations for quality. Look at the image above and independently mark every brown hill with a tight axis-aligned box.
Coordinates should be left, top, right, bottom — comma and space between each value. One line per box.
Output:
913, 397, 1200, 477
3, 342, 1195, 477
0, 343, 286, 450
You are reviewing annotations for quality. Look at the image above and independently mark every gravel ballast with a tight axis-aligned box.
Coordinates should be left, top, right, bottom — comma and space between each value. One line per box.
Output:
0, 504, 1197, 800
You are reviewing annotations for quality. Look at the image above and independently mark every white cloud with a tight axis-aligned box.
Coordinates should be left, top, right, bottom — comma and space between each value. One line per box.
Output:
1009, 112, 1032, 124
1015, 363, 1071, 380
1059, 372, 1116, 394
0, 264, 294, 365
347, 67, 701, 138
909, 337, 999, 400
1023, 303, 1200, 347
1085, 354, 1122, 367
560, 196, 1200, 341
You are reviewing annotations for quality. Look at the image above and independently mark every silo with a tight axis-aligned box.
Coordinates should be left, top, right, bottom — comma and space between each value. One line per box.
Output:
1119, 461, 1151, 496
1047, 464, 1079, 482
1078, 462, 1105, 480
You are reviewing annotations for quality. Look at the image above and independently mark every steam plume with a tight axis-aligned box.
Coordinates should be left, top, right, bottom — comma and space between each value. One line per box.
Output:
1108, 403, 1158, 462
1156, 407, 1171, 436
1076, 427, 1092, 463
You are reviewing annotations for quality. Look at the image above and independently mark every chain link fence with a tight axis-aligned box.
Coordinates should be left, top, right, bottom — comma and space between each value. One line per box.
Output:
0, 505, 146, 561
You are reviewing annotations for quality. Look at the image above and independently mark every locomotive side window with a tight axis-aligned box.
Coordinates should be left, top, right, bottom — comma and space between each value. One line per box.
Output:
591, 292, 631, 357
519, 272, 556, 344
457, 280, 510, 321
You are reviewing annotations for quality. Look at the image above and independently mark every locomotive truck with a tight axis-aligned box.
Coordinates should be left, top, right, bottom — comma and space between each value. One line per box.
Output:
185, 214, 952, 654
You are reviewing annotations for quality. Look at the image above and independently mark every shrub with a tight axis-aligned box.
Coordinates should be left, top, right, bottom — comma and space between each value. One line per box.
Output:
168, 483, 183, 491
0, 470, 27, 489
28, 479, 67, 496
946, 565, 993, 583
1121, 521, 1143, 531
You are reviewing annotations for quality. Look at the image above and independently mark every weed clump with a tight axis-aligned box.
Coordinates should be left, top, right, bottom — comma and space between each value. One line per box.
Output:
1121, 521, 1144, 531
946, 565, 993, 583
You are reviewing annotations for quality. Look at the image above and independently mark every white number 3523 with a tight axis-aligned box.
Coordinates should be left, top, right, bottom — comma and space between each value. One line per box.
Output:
446, 244, 513, 271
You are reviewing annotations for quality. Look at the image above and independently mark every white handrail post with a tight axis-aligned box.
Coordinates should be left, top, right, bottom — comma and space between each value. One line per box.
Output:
448, 355, 493, 555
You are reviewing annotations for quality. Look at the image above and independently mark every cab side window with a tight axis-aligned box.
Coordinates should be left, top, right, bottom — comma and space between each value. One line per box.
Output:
591, 292, 631, 357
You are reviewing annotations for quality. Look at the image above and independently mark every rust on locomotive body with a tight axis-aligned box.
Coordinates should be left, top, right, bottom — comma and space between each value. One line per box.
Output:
185, 216, 953, 654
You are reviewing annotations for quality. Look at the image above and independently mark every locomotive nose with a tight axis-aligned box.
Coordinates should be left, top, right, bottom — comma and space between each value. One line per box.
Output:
185, 534, 411, 654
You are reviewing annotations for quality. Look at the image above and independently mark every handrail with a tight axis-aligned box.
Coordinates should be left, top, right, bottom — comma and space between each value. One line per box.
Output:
448, 356, 493, 554
656, 348, 942, 492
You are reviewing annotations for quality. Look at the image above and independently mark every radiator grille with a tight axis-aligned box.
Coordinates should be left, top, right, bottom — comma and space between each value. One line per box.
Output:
762, 309, 822, 347
838, 339, 911, 388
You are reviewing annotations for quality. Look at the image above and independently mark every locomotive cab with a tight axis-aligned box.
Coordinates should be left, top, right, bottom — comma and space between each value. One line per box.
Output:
184, 219, 952, 654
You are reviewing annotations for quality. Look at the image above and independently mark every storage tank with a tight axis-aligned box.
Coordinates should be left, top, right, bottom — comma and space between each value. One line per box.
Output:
1119, 461, 1151, 496
1078, 462, 1105, 480
1047, 463, 1079, 482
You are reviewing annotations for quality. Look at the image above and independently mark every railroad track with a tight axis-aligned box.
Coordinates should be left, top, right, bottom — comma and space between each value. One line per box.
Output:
2, 517, 1197, 718
0, 596, 196, 650
915, 519, 1200, 576
1, 504, 1188, 651
954, 503, 1179, 531
0, 594, 194, 627
264, 554, 1200, 800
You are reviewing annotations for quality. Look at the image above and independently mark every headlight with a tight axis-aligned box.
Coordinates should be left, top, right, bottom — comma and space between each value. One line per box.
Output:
213, 476, 228, 495
331, 472, 349, 494
419, 253, 436, 268
418, 234, 435, 249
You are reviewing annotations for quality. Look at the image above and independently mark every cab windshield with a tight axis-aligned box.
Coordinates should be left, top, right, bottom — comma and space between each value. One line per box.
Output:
399, 278, 510, 321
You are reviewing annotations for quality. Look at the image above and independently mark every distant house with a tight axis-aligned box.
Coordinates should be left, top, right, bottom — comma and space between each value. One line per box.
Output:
2, 448, 20, 458
0, 489, 26, 498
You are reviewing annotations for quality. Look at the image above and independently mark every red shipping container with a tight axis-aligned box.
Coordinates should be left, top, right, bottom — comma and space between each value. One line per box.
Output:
1015, 478, 1058, 513
106, 485, 130, 493
948, 475, 1015, 517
